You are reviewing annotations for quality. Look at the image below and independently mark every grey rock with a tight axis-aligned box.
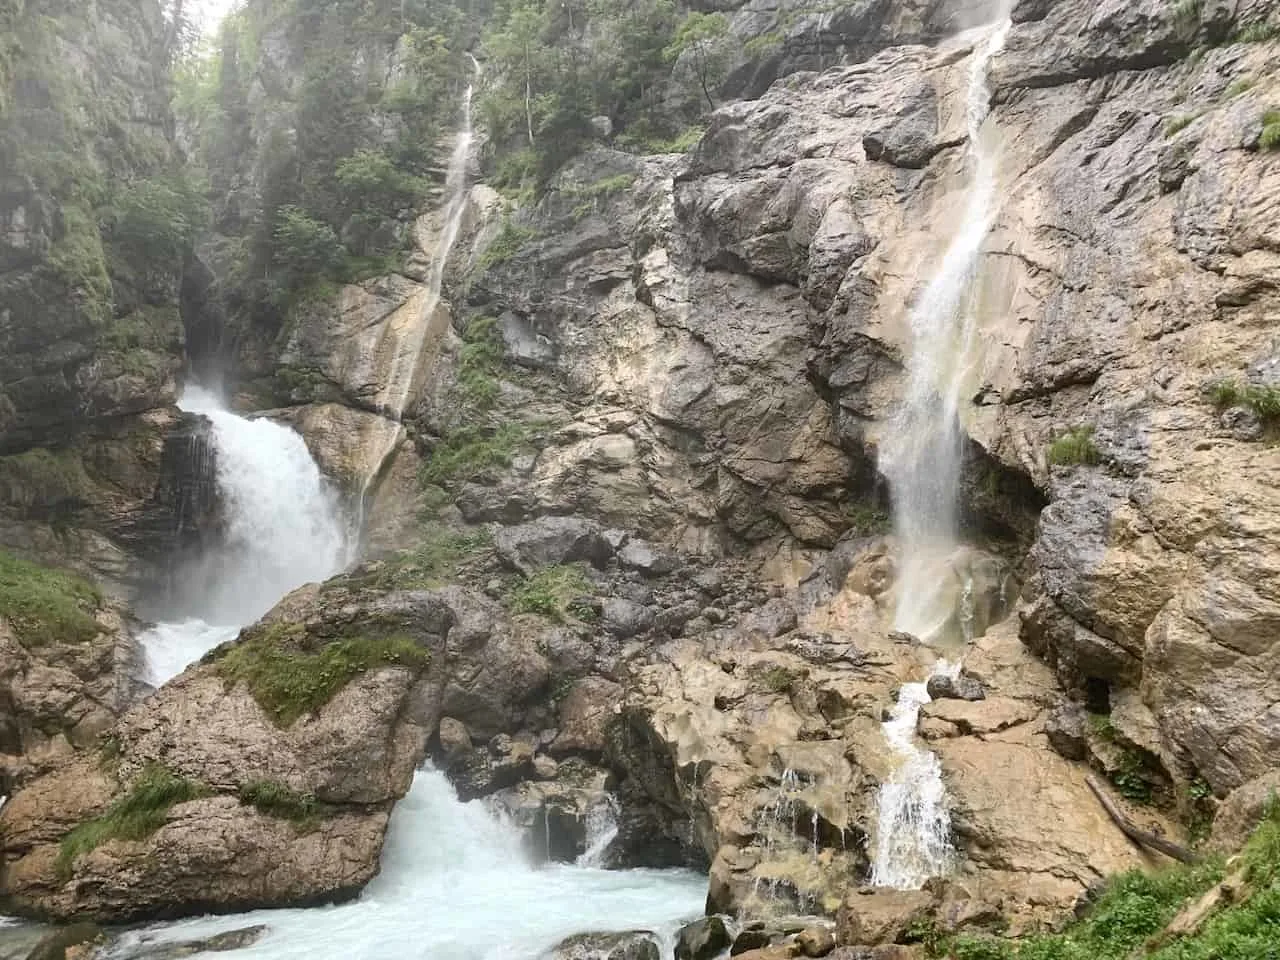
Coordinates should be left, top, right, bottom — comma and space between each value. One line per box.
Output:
495, 517, 614, 576
926, 673, 986, 702
616, 539, 678, 577
1044, 701, 1089, 761
741, 598, 799, 641
115, 925, 268, 959
674, 917, 730, 960
437, 716, 472, 763
548, 931, 659, 960
601, 598, 656, 639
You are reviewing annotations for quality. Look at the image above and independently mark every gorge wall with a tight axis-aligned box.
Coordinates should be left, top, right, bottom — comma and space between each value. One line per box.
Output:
2, 0, 1280, 951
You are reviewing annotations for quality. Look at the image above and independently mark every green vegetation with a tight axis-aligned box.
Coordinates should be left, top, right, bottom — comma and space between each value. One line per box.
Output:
1224, 78, 1254, 98
1164, 114, 1200, 137
0, 447, 92, 516
844, 501, 892, 536
1233, 21, 1280, 43
508, 564, 593, 621
751, 664, 804, 695
936, 803, 1280, 960
102, 174, 209, 267
476, 220, 538, 273
237, 779, 320, 827
376, 527, 493, 589
1260, 110, 1280, 151
213, 623, 431, 726
1047, 426, 1102, 467
567, 173, 637, 219
663, 12, 732, 110
58, 765, 206, 877
1088, 712, 1158, 805
420, 422, 534, 488
0, 549, 102, 647
1172, 0, 1203, 35
1207, 379, 1280, 423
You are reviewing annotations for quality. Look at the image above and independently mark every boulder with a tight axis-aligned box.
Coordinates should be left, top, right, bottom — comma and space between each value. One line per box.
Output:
797, 926, 837, 957
836, 890, 935, 946
552, 677, 623, 757
548, 931, 659, 960
617, 540, 678, 577
675, 917, 731, 960
925, 673, 985, 703
600, 599, 656, 639
494, 518, 614, 576
1044, 701, 1089, 761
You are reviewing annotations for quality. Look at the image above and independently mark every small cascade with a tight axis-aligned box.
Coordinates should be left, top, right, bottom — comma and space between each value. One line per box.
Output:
870, 661, 960, 889
98, 769, 705, 960
575, 795, 620, 868
879, 19, 1012, 643
357, 56, 482, 522
139, 386, 348, 686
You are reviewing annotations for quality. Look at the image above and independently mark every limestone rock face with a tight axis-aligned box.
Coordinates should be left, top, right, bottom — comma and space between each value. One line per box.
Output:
0, 584, 459, 921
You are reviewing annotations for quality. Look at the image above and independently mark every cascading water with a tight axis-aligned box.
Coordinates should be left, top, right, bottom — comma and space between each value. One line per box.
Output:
99, 769, 705, 960
357, 57, 481, 518
576, 795, 621, 868
870, 18, 1012, 889
139, 386, 348, 686
880, 19, 1012, 644
869, 661, 960, 889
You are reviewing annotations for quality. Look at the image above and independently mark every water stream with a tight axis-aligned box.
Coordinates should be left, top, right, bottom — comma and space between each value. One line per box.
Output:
870, 19, 1012, 888
356, 55, 481, 519
99, 770, 705, 960
139, 386, 349, 686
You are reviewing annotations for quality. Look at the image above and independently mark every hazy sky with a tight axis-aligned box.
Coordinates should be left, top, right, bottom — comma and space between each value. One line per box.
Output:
192, 0, 242, 35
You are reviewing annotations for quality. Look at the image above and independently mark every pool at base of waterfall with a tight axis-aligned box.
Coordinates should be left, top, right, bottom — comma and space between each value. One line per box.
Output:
83, 770, 706, 960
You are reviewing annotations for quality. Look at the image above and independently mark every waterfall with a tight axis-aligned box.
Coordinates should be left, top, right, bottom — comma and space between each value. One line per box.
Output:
139, 387, 348, 686
357, 57, 481, 518
870, 19, 1011, 889
869, 661, 959, 888
575, 795, 621, 868
880, 20, 1012, 643
98, 769, 705, 960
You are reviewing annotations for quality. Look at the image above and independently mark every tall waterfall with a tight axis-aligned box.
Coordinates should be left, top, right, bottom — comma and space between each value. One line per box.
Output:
358, 59, 481, 513
870, 20, 1011, 889
99, 769, 705, 960
140, 387, 348, 685
880, 19, 1012, 643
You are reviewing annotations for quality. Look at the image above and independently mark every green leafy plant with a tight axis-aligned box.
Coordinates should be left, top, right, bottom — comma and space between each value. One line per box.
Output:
419, 422, 533, 488
1047, 426, 1102, 467
844, 501, 891, 536
213, 623, 431, 726
0, 548, 102, 646
58, 765, 206, 877
272, 206, 346, 278
1260, 110, 1280, 151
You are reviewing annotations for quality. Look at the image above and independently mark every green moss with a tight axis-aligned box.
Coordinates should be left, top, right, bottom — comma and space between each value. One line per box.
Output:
476, 219, 537, 272
237, 779, 319, 827
0, 447, 92, 513
376, 526, 493, 589
0, 548, 101, 646
752, 664, 803, 695
213, 623, 431, 727
844, 501, 891, 536
1225, 78, 1255, 98
57, 765, 206, 877
508, 564, 593, 622
618, 125, 705, 154
1047, 426, 1102, 467
1164, 113, 1200, 137
1260, 110, 1280, 151
419, 422, 533, 488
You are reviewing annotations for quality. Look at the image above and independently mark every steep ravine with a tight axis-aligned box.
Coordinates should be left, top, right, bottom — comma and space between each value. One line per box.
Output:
1, 0, 1280, 956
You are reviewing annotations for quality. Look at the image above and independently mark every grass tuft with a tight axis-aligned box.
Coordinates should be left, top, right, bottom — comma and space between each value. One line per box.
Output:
58, 765, 205, 877
237, 779, 319, 827
1260, 110, 1280, 151
508, 564, 593, 622
1207, 378, 1280, 423
1047, 426, 1102, 467
0, 549, 102, 647
213, 623, 430, 726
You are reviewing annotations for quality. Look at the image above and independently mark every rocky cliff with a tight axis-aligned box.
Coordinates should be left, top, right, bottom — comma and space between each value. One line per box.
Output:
2, 0, 1280, 952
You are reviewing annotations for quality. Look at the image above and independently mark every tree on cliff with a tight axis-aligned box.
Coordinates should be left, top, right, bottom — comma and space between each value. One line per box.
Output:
664, 11, 730, 110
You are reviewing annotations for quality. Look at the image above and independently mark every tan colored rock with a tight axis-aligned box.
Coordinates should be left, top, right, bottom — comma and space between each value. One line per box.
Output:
797, 925, 836, 957
918, 698, 1038, 737
1210, 769, 1280, 853
553, 677, 623, 757
836, 889, 935, 946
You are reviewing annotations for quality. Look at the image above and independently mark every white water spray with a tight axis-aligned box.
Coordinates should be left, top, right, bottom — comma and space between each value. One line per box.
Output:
880, 20, 1012, 643
358, 57, 481, 517
870, 661, 959, 888
871, 18, 1011, 889
139, 387, 347, 685
99, 769, 705, 960
576, 796, 621, 868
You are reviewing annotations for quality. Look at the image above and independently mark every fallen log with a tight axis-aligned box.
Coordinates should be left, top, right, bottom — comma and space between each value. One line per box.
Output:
1086, 774, 1200, 864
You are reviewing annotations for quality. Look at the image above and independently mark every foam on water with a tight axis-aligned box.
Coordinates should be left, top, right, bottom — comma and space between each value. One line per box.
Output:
101, 770, 706, 960
140, 387, 348, 686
